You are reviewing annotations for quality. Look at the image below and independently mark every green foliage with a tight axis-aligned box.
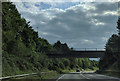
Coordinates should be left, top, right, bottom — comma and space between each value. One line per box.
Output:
117, 18, 120, 35
99, 18, 120, 71
53, 41, 70, 52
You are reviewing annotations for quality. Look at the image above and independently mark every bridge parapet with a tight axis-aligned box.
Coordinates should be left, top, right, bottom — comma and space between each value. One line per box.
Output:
72, 48, 105, 51
46, 48, 105, 58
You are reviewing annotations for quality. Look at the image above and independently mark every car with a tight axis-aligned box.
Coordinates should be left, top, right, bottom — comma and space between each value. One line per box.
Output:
76, 69, 80, 72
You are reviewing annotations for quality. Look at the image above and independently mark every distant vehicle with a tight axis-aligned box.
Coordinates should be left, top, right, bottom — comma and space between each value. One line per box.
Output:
76, 69, 80, 72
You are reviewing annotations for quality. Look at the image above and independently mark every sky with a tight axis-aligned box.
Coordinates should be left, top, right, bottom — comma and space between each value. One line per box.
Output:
14, 2, 118, 53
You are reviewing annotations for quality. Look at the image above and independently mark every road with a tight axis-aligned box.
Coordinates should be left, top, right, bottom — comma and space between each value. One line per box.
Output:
52, 71, 120, 81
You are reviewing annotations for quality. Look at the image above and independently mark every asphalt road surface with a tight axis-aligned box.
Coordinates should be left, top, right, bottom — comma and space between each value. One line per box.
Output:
52, 71, 120, 81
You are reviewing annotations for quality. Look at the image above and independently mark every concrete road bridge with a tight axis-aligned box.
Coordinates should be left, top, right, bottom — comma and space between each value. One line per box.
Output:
46, 48, 105, 58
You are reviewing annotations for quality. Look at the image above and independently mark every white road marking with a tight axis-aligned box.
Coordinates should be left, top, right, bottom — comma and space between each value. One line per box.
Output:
88, 75, 93, 76
56, 74, 65, 81
80, 74, 90, 79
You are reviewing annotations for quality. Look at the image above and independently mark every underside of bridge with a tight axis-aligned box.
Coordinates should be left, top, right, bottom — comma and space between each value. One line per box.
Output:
46, 51, 105, 58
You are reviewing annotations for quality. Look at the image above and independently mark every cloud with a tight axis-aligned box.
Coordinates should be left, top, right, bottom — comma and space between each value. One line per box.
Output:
101, 37, 108, 42
11, 0, 118, 2
103, 11, 117, 16
14, 2, 118, 48
90, 18, 105, 26
81, 39, 94, 44
42, 32, 48, 35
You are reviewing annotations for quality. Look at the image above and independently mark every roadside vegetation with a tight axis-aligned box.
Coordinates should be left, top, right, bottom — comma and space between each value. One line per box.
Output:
98, 17, 120, 77
13, 71, 58, 80
2, 2, 99, 78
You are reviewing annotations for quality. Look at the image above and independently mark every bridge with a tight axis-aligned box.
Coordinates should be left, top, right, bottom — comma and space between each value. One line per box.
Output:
46, 48, 105, 58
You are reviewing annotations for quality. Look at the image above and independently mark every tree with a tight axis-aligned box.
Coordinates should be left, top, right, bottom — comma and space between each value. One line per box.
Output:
117, 18, 120, 36
99, 18, 120, 71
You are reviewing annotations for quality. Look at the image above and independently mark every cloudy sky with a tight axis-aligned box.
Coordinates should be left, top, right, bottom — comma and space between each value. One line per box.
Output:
14, 2, 118, 50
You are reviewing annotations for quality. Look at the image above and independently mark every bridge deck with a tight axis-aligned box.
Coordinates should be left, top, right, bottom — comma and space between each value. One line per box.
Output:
46, 51, 105, 58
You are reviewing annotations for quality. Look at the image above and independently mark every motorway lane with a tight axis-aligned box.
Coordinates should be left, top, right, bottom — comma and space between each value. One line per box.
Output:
54, 71, 120, 81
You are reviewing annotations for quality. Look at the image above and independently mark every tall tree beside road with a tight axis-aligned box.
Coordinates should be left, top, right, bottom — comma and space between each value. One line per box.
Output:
99, 18, 120, 71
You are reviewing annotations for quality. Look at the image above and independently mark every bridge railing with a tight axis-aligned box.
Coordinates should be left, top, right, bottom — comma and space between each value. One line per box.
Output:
72, 48, 105, 51
47, 48, 105, 54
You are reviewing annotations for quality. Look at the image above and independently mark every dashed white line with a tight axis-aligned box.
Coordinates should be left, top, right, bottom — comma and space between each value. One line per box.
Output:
88, 75, 93, 76
80, 74, 90, 79
56, 74, 65, 81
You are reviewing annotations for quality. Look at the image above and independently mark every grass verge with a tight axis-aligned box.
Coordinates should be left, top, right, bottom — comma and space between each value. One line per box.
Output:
96, 70, 120, 78
14, 71, 58, 80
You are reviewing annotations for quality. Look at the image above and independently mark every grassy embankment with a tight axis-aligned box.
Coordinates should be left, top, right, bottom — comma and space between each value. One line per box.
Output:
97, 62, 120, 78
